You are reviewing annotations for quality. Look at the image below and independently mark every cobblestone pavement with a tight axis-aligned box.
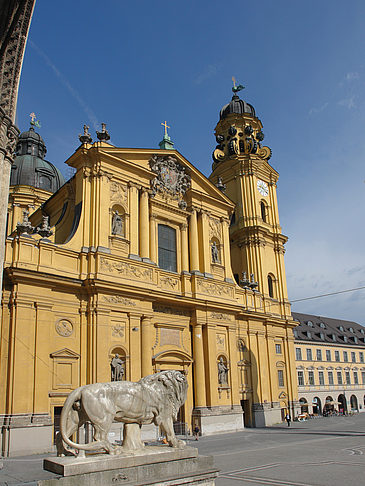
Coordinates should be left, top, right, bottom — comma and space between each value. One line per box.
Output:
194, 413, 365, 486
1, 414, 364, 485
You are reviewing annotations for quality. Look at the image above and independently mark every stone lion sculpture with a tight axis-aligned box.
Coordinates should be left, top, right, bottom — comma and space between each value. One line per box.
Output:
56, 370, 187, 456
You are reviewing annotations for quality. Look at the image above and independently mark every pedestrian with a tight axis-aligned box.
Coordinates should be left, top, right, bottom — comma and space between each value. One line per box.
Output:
193, 425, 200, 440
285, 413, 291, 427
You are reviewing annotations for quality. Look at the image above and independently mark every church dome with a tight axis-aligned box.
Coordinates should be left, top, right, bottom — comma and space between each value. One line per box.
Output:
220, 94, 256, 120
10, 126, 65, 193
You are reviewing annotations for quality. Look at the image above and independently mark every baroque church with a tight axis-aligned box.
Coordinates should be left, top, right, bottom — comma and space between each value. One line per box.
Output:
0, 89, 300, 456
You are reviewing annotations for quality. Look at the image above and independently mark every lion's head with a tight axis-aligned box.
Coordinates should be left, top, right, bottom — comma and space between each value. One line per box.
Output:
140, 370, 188, 419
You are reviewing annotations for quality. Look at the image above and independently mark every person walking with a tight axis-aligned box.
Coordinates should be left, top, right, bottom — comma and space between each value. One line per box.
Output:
285, 413, 291, 427
193, 425, 200, 440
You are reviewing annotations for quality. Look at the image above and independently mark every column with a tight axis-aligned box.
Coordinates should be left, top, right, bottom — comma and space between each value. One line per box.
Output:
200, 211, 211, 276
189, 209, 199, 273
180, 223, 189, 273
141, 316, 153, 377
193, 323, 206, 407
228, 327, 240, 406
205, 324, 218, 405
129, 314, 141, 381
128, 183, 139, 258
139, 188, 150, 260
149, 215, 157, 264
221, 217, 234, 282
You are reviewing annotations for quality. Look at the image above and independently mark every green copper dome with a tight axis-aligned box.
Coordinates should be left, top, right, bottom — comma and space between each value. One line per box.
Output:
10, 127, 65, 193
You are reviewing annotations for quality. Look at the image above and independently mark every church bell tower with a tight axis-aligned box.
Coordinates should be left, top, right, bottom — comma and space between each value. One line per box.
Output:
209, 84, 290, 318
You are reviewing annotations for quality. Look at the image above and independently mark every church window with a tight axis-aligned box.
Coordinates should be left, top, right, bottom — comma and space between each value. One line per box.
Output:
345, 371, 351, 385
308, 371, 315, 385
260, 201, 267, 222
275, 344, 282, 354
267, 274, 275, 298
277, 369, 284, 387
158, 224, 177, 272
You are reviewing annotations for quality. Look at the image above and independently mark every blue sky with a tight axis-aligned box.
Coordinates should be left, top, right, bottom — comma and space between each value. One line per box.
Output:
17, 0, 365, 324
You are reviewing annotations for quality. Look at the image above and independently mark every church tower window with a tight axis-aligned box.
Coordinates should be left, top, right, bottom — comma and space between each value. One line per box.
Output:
158, 224, 177, 272
268, 274, 275, 298
260, 201, 267, 223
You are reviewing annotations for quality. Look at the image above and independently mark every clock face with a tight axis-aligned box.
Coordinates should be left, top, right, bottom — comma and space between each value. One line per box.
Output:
257, 180, 269, 196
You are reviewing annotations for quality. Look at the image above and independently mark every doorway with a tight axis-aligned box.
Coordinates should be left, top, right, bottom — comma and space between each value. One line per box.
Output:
241, 399, 252, 427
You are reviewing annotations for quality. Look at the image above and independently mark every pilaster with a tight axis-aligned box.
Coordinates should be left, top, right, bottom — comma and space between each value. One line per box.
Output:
193, 323, 206, 407
129, 314, 142, 381
128, 183, 139, 258
139, 188, 150, 260
180, 223, 189, 273
189, 209, 199, 273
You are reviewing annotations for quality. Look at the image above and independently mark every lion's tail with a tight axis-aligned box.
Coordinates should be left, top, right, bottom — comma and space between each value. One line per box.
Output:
60, 387, 106, 452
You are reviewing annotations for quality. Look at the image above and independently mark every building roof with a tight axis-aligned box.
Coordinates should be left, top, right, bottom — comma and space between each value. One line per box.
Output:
10, 126, 65, 193
219, 94, 256, 120
292, 312, 365, 346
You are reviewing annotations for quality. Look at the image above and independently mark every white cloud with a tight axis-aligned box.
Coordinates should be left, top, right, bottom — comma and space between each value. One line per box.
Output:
309, 102, 328, 115
346, 71, 360, 81
338, 96, 356, 109
194, 64, 218, 85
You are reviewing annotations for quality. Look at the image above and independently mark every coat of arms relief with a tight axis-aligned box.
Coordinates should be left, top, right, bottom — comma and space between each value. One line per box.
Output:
149, 155, 191, 209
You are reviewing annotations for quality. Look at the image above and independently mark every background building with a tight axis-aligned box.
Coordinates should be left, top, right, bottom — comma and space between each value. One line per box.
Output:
293, 312, 365, 415
0, 91, 299, 456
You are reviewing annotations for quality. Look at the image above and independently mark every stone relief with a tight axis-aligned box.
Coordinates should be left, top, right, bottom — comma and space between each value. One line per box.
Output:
100, 258, 153, 281
153, 304, 191, 317
112, 323, 125, 338
216, 334, 225, 348
56, 370, 188, 455
102, 295, 136, 306
160, 275, 179, 290
55, 319, 74, 337
149, 155, 191, 202
211, 312, 232, 320
197, 280, 232, 297
209, 217, 221, 240
110, 181, 128, 205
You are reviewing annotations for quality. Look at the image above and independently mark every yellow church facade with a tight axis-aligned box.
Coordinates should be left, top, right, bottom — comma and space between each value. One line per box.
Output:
0, 93, 299, 456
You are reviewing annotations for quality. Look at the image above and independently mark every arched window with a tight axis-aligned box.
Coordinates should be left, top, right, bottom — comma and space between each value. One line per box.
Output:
158, 224, 177, 272
260, 201, 267, 222
268, 274, 275, 298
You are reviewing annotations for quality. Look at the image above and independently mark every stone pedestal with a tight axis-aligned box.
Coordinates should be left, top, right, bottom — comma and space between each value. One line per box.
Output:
41, 446, 218, 486
192, 406, 244, 435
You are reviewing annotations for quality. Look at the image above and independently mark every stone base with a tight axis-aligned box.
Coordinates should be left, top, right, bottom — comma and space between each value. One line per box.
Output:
192, 406, 244, 435
0, 414, 53, 457
41, 446, 218, 485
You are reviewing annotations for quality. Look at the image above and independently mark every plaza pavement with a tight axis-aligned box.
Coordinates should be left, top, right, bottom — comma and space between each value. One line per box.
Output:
0, 413, 364, 485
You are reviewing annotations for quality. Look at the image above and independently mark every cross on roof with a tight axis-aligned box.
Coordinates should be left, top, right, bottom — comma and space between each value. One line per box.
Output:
29, 112, 36, 122
161, 120, 170, 136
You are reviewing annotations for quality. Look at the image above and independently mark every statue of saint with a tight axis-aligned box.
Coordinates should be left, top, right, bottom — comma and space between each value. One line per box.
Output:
211, 241, 220, 263
112, 211, 123, 236
110, 354, 124, 381
218, 357, 229, 385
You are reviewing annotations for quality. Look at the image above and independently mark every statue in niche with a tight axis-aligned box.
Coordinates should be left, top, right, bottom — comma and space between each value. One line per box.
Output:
218, 357, 229, 385
111, 210, 123, 236
211, 241, 220, 263
111, 354, 125, 381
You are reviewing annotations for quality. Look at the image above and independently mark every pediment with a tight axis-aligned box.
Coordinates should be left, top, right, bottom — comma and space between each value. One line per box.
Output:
278, 391, 287, 399
50, 348, 80, 359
